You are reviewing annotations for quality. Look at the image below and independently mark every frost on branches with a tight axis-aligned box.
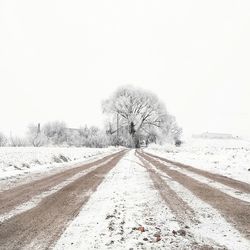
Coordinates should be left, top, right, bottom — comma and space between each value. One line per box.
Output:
102, 86, 182, 148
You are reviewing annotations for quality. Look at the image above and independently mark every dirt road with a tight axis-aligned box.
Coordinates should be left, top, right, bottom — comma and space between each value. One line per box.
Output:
138, 150, 250, 240
0, 150, 126, 250
0, 149, 249, 249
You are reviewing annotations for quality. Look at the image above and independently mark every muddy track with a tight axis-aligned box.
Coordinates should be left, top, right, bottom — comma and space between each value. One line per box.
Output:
138, 151, 250, 240
136, 152, 196, 225
0, 151, 126, 250
144, 151, 250, 194
136, 152, 220, 250
0, 151, 122, 215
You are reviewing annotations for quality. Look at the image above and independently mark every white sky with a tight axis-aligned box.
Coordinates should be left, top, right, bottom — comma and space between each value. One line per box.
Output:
0, 0, 250, 137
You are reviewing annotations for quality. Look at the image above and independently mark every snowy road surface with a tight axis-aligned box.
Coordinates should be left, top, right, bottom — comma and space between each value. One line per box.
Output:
0, 149, 249, 249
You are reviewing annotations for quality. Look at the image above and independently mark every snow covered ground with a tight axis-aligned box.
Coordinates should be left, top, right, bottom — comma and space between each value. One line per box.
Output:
1, 148, 249, 249
53, 150, 250, 249
53, 150, 191, 249
0, 146, 119, 190
146, 138, 250, 184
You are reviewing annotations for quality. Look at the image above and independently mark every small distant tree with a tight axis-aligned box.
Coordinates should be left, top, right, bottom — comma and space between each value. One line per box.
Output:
159, 115, 182, 144
43, 121, 67, 145
0, 132, 7, 146
78, 126, 108, 148
66, 129, 81, 147
27, 123, 47, 147
175, 139, 182, 147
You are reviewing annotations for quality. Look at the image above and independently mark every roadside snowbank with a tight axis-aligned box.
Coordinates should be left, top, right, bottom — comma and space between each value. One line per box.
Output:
146, 138, 250, 184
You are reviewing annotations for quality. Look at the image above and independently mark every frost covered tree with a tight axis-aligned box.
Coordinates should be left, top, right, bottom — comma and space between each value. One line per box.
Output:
77, 126, 109, 148
66, 129, 82, 147
27, 123, 47, 147
0, 132, 7, 146
102, 86, 182, 147
43, 121, 67, 145
25, 121, 109, 147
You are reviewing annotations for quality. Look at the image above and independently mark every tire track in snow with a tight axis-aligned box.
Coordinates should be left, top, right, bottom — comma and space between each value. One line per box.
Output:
0, 156, 115, 223
54, 150, 215, 250
145, 152, 250, 203
137, 152, 225, 249
0, 151, 121, 220
169, 164, 250, 203
145, 151, 250, 193
139, 151, 250, 248
0, 151, 126, 250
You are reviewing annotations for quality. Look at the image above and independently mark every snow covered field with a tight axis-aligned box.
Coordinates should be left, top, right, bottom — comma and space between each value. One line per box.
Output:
146, 138, 250, 184
0, 146, 118, 189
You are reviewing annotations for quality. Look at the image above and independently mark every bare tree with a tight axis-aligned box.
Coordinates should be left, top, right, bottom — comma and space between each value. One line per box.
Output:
103, 86, 182, 147
0, 132, 7, 146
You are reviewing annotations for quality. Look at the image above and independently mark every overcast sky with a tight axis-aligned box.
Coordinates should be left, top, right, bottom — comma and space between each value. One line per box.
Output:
1, 0, 250, 137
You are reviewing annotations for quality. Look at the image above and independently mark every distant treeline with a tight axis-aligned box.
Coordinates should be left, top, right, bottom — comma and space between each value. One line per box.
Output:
0, 121, 109, 148
0, 86, 183, 148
